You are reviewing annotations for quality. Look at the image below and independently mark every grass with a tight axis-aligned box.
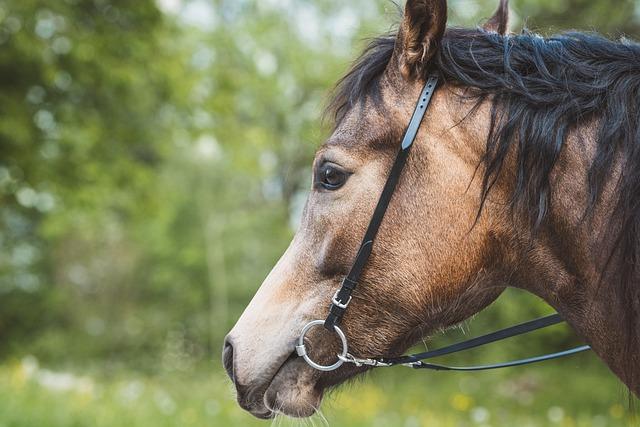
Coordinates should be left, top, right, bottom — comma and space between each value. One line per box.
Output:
0, 353, 635, 427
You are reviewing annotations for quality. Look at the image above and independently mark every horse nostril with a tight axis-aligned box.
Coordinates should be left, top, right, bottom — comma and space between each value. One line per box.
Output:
222, 336, 235, 383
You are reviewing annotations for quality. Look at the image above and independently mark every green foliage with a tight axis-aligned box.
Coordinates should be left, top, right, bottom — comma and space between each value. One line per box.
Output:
0, 0, 638, 425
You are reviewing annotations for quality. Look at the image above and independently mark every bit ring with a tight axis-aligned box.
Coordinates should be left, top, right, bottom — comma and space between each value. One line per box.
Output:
295, 320, 348, 371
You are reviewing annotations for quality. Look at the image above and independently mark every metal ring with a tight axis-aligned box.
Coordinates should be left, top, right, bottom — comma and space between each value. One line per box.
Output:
296, 320, 348, 372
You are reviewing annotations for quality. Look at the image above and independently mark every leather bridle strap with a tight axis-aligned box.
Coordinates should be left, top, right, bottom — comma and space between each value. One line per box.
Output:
324, 74, 440, 332
386, 313, 565, 364
378, 313, 591, 370
411, 345, 591, 371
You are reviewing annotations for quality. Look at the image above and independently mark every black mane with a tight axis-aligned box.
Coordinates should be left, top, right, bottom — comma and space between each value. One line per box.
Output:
327, 27, 640, 336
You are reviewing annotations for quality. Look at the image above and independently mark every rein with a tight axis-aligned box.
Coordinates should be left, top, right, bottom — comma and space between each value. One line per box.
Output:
295, 74, 591, 372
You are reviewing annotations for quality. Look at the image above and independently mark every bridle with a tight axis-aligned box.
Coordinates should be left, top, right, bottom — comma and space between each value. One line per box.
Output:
295, 74, 591, 372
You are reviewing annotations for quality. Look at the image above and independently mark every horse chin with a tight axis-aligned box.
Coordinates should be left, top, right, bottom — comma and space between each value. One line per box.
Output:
263, 355, 323, 418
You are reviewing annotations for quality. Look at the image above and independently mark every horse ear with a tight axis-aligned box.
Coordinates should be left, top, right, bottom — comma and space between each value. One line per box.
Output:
483, 0, 509, 35
394, 0, 448, 79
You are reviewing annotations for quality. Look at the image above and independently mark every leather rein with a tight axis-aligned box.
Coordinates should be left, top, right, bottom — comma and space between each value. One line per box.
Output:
295, 74, 591, 372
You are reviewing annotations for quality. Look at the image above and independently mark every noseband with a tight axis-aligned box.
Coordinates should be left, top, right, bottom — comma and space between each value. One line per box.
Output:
296, 74, 591, 372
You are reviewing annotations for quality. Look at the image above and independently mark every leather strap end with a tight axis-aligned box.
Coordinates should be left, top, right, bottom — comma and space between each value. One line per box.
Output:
324, 313, 339, 331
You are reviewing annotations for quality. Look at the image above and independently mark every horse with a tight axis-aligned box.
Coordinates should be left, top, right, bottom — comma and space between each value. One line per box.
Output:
223, 0, 640, 418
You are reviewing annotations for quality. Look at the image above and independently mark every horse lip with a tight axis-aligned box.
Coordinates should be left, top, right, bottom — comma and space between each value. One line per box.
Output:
236, 386, 274, 419
236, 350, 298, 419
234, 379, 275, 418
247, 406, 275, 419
261, 350, 300, 410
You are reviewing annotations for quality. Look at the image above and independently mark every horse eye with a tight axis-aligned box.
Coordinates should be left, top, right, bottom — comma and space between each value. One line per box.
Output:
317, 163, 348, 190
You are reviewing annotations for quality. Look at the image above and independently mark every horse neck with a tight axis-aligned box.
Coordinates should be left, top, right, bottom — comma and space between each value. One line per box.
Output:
502, 123, 640, 394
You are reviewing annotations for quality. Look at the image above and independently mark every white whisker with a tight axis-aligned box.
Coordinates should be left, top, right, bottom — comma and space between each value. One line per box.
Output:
313, 404, 330, 427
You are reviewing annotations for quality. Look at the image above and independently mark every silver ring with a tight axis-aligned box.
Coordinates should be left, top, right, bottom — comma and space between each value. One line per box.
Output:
295, 320, 348, 371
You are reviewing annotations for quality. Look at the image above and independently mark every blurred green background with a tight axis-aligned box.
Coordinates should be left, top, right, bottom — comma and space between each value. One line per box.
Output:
0, 0, 639, 426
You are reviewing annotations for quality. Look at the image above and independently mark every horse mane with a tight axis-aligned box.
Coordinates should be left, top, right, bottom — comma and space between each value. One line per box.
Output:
326, 27, 640, 347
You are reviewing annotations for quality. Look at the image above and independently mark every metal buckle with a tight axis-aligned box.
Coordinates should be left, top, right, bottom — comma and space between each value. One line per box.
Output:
337, 353, 393, 368
296, 320, 348, 372
331, 290, 352, 309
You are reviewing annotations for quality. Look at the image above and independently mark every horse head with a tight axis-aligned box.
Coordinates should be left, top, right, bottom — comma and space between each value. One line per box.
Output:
223, 0, 514, 418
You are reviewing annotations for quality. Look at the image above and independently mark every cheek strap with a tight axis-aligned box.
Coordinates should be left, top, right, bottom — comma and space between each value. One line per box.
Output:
324, 74, 439, 332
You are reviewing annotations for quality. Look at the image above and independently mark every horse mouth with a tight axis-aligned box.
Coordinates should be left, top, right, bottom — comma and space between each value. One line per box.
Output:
261, 351, 323, 418
232, 349, 322, 419
262, 350, 368, 419
225, 322, 364, 419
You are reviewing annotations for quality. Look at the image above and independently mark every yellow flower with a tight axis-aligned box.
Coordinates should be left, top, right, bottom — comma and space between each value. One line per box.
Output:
609, 404, 624, 419
450, 393, 473, 412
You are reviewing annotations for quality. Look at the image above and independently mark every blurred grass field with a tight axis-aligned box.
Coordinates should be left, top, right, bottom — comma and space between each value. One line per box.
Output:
0, 355, 633, 427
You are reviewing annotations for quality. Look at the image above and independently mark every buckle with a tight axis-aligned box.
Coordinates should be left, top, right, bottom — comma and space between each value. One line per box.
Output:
332, 290, 352, 309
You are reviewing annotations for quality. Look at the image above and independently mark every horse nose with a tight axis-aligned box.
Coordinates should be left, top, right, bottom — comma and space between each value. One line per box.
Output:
222, 335, 273, 418
222, 335, 236, 383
